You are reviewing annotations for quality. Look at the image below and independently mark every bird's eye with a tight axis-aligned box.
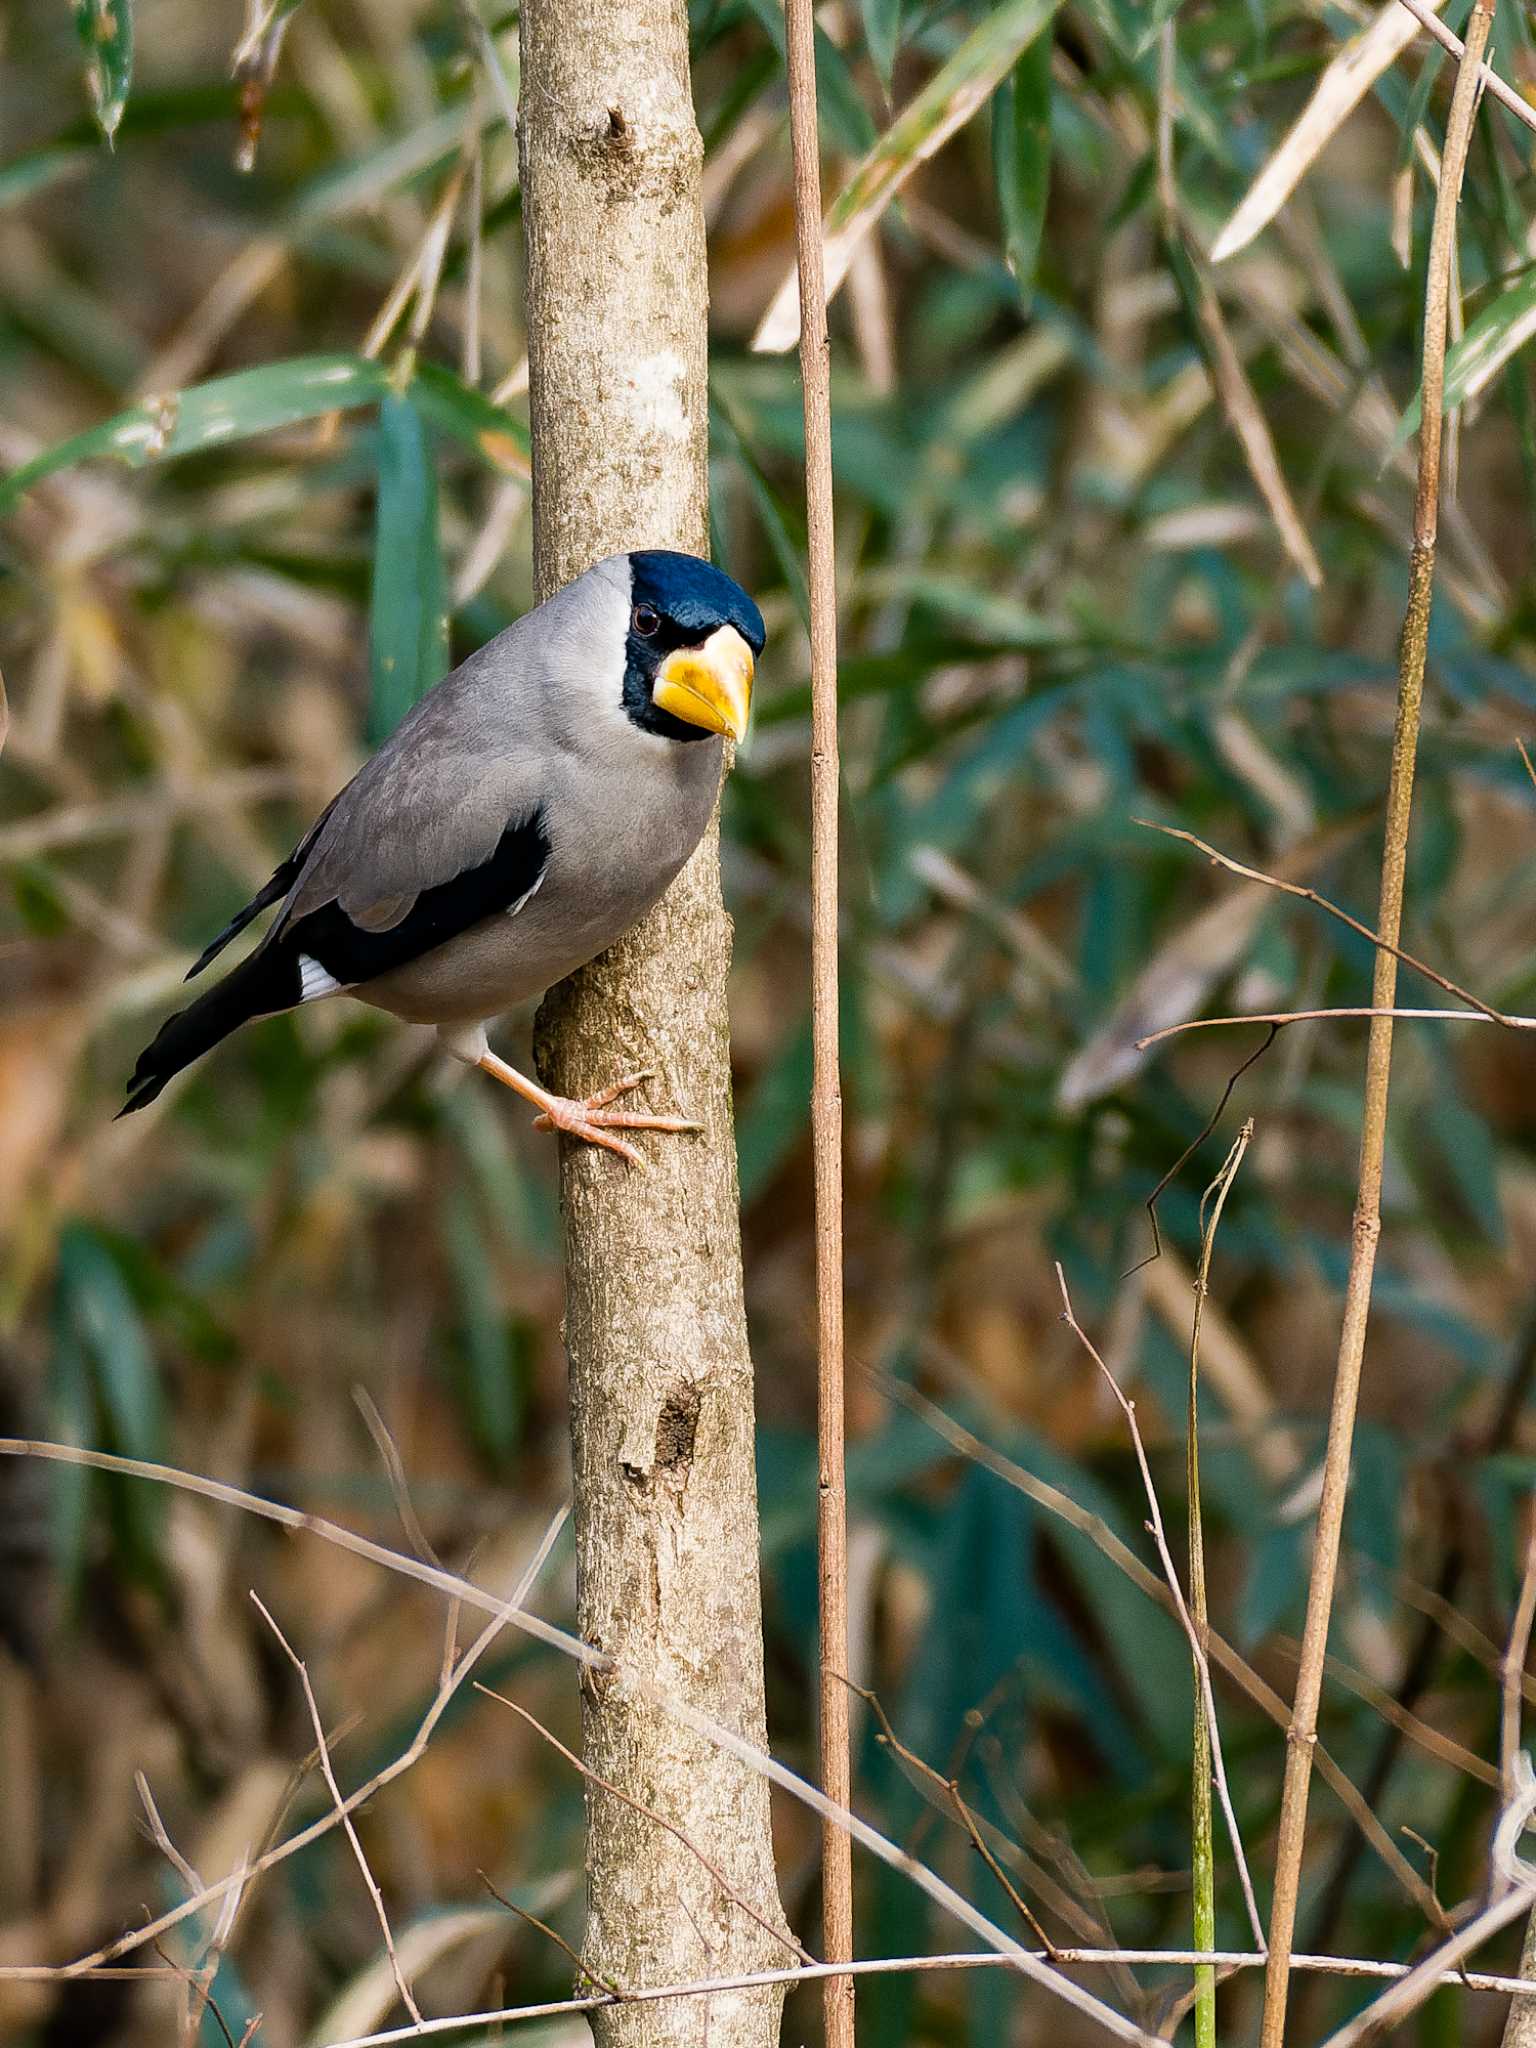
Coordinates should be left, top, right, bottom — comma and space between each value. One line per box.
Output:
632, 603, 660, 637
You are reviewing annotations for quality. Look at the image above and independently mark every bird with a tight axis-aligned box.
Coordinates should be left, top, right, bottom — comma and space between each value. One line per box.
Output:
121, 548, 763, 1163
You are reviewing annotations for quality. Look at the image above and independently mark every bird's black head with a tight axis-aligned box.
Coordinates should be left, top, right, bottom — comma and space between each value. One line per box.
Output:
621, 550, 765, 744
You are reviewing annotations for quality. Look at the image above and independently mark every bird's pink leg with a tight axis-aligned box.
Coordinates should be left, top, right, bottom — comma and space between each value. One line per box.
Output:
475, 1052, 699, 1167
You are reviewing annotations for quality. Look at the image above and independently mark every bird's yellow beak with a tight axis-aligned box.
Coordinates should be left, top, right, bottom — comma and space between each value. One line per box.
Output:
652, 624, 755, 743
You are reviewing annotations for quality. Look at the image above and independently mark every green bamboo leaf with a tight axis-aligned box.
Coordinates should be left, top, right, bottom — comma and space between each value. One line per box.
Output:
441, 1186, 523, 1464
73, 0, 133, 145
411, 360, 531, 477
992, 32, 1052, 299
860, 0, 903, 91
1396, 276, 1536, 447
754, 0, 1065, 350
0, 353, 391, 513
0, 354, 527, 516
369, 394, 447, 744
57, 1225, 164, 1466
711, 396, 810, 626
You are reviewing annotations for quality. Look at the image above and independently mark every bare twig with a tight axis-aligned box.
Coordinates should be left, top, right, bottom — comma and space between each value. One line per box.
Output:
252, 1594, 424, 2027
782, 0, 853, 2038
479, 1871, 621, 1995
473, 1686, 815, 1968
0, 1440, 1160, 2044
1504, 1514, 1536, 1808
316, 1945, 1536, 2048
837, 1676, 1066, 1964
25, 1489, 569, 1976
1390, 0, 1536, 137
352, 1387, 444, 1570
1138, 819, 1518, 1027
1139, 1005, 1536, 1049
1322, 1768, 1536, 2048
1055, 1269, 1266, 1951
1258, 7, 1498, 2041
1187, 1123, 1255, 2047
875, 1370, 1438, 1916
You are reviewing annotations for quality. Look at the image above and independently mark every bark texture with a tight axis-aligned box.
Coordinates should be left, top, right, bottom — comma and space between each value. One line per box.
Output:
519, 6, 793, 2044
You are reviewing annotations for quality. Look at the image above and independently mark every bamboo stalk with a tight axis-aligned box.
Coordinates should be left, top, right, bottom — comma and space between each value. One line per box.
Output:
781, 2, 854, 2040
1257, 8, 1496, 2041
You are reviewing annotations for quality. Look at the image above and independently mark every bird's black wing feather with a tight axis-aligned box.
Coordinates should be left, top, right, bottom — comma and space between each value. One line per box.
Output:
184, 795, 340, 981
122, 808, 550, 1115
289, 807, 551, 984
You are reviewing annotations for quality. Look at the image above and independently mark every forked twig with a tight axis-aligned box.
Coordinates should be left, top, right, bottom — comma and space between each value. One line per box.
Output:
252, 1594, 424, 2027
474, 1685, 815, 1969
834, 1675, 1061, 1962
1137, 819, 1515, 1027
478, 1872, 621, 1995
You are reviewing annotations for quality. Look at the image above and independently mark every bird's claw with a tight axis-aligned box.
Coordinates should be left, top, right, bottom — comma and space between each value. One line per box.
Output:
531, 1070, 701, 1166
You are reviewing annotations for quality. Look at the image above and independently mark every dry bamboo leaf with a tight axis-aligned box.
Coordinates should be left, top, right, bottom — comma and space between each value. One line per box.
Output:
1210, 0, 1449, 264
752, 0, 1062, 352
1057, 879, 1274, 1109
1188, 261, 1324, 586
1057, 824, 1359, 1108
308, 1902, 530, 2045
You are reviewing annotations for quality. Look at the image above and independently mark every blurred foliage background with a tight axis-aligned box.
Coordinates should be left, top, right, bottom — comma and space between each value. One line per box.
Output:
5, 0, 1536, 2042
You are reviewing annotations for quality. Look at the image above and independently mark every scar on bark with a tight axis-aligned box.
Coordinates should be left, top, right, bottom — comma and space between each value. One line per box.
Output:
654, 1382, 700, 1471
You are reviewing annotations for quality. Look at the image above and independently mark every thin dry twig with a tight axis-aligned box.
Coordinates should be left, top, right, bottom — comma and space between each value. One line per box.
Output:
1138, 819, 1518, 1027
1321, 1768, 1536, 2048
1503, 1513, 1536, 1805
16, 1484, 570, 1976
1138, 1005, 1536, 1049
1390, 0, 1536, 136
473, 1685, 815, 1968
782, 0, 853, 2037
1258, 8, 1498, 2041
315, 1944, 1536, 2048
252, 1594, 424, 2027
1055, 1268, 1266, 1951
0, 1440, 1161, 2044
874, 1370, 1439, 1917
478, 1872, 620, 1995
836, 1676, 1067, 1964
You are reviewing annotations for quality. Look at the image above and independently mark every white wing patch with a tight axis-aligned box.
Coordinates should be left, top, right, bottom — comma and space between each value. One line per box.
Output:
506, 870, 546, 918
297, 954, 343, 1001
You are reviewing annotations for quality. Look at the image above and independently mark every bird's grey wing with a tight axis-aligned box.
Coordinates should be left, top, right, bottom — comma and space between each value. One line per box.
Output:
201, 629, 556, 994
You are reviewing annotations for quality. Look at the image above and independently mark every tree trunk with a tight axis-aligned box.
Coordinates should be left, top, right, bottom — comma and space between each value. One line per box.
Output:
519, 7, 793, 2045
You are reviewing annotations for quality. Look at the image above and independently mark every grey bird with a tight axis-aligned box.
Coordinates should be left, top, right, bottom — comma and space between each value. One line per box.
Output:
121, 549, 763, 1161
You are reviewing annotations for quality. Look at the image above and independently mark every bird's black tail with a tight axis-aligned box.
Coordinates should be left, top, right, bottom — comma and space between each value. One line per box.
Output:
119, 946, 297, 1116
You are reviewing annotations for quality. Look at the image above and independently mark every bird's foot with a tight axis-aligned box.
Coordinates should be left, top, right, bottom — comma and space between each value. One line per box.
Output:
530, 1070, 701, 1167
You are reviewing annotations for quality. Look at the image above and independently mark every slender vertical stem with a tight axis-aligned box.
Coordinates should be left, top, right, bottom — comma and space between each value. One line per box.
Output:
781, 5, 854, 2042
1188, 1124, 1254, 2048
1257, 9, 1495, 2043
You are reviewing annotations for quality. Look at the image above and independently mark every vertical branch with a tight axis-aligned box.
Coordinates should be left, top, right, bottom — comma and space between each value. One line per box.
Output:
1258, 8, 1496, 2042
781, 5, 854, 2042
518, 3, 794, 2042
1189, 1124, 1253, 2048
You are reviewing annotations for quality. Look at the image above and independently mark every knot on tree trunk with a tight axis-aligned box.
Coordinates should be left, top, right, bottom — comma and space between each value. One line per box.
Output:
560, 102, 704, 201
